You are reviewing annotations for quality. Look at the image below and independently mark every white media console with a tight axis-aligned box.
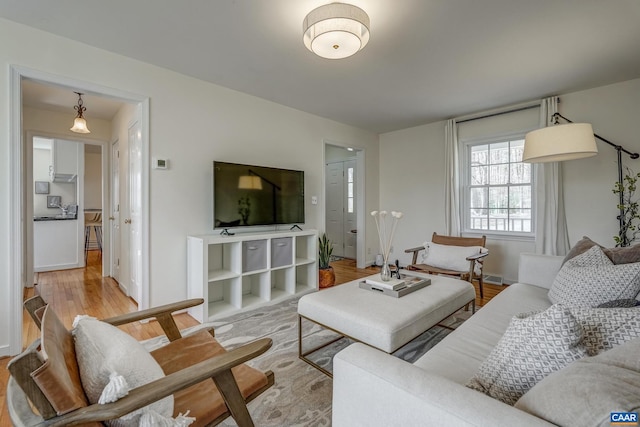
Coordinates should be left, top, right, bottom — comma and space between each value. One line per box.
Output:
187, 229, 318, 322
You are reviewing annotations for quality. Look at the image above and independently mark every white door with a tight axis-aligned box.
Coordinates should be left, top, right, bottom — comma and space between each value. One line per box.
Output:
128, 123, 142, 303
325, 162, 344, 257
110, 140, 121, 284
325, 160, 358, 259
344, 159, 357, 259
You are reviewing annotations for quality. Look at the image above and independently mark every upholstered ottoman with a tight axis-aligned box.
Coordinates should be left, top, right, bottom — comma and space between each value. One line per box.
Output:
298, 271, 476, 375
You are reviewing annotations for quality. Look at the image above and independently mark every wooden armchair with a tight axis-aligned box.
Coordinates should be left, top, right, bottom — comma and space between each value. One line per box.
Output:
405, 233, 489, 299
8, 297, 274, 427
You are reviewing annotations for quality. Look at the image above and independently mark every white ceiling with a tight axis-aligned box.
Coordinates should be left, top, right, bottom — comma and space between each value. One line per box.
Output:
4, 0, 640, 134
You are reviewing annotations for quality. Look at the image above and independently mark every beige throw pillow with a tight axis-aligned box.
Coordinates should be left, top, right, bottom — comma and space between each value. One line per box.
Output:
515, 338, 640, 426
73, 316, 173, 426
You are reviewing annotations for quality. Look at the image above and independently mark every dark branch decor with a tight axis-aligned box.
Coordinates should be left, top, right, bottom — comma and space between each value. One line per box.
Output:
613, 168, 640, 247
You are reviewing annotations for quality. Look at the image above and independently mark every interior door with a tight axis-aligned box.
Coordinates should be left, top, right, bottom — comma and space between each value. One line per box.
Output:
110, 140, 121, 284
344, 159, 357, 259
325, 162, 344, 257
128, 122, 142, 303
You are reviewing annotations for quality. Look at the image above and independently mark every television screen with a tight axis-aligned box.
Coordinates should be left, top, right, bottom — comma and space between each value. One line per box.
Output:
213, 161, 305, 228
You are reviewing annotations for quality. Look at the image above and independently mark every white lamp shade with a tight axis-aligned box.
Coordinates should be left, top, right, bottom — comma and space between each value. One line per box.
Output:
523, 123, 598, 163
70, 117, 91, 134
238, 175, 262, 190
303, 3, 370, 59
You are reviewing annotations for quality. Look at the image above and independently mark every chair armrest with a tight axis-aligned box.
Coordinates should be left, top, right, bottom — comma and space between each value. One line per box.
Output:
333, 343, 553, 427
102, 298, 204, 342
465, 251, 489, 261
404, 246, 425, 264
23, 296, 47, 329
46, 337, 273, 426
404, 246, 424, 254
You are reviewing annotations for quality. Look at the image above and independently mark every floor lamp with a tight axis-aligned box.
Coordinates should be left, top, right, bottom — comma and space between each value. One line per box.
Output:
523, 112, 639, 245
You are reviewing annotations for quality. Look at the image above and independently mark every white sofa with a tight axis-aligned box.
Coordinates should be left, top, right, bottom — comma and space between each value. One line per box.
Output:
332, 253, 564, 427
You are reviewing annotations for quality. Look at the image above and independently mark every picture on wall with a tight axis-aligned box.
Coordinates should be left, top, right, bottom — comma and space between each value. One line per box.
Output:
35, 181, 49, 194
47, 195, 61, 208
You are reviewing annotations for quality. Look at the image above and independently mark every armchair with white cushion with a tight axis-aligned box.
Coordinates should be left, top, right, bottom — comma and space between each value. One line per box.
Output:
405, 232, 489, 298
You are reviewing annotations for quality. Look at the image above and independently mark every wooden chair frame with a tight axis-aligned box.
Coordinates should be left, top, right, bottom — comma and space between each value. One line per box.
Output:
405, 232, 488, 299
9, 297, 275, 427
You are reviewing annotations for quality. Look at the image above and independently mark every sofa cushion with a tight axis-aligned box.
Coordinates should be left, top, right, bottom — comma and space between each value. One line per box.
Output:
421, 241, 487, 275
563, 236, 640, 265
415, 282, 552, 384
73, 316, 173, 426
514, 338, 640, 426
466, 304, 587, 405
549, 245, 640, 307
568, 306, 640, 356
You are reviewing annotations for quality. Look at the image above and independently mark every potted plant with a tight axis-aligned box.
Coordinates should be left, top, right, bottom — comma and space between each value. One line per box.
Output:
318, 233, 335, 288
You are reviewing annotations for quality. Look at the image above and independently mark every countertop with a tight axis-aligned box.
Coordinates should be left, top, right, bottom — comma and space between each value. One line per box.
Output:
34, 214, 78, 221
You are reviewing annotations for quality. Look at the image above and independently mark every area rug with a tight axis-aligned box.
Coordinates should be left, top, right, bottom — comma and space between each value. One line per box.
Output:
142, 295, 472, 426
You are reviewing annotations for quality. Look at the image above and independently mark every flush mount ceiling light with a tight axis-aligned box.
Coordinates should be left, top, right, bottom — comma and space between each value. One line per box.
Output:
70, 91, 91, 134
303, 2, 370, 59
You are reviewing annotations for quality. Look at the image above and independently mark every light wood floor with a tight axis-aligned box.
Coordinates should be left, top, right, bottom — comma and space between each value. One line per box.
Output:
0, 254, 504, 426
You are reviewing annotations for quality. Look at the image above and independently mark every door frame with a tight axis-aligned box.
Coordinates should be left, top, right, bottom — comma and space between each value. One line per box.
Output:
323, 140, 366, 269
8, 64, 151, 355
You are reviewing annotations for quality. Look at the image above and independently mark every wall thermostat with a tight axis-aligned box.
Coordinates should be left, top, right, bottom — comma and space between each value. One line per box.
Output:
153, 158, 169, 169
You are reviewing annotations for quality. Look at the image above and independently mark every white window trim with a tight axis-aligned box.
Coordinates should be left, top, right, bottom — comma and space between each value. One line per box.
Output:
459, 131, 536, 241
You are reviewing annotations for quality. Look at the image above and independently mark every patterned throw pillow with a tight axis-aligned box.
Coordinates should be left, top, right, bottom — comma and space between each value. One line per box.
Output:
549, 245, 640, 307
466, 305, 588, 405
568, 306, 640, 356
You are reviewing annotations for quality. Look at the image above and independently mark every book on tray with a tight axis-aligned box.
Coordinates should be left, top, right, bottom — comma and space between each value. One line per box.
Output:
365, 274, 406, 290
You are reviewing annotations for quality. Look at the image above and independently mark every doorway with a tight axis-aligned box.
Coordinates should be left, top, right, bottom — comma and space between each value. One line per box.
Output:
325, 159, 357, 259
323, 142, 366, 268
8, 65, 150, 355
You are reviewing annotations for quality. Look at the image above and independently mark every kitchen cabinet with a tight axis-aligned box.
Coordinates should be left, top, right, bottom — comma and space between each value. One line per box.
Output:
49, 139, 79, 182
33, 218, 82, 271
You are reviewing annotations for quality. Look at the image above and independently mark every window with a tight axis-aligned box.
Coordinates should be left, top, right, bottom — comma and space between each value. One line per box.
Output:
346, 166, 354, 213
462, 136, 533, 235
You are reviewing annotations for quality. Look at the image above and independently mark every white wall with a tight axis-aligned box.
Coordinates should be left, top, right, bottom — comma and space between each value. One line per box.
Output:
380, 78, 640, 283
84, 148, 102, 210
0, 18, 379, 355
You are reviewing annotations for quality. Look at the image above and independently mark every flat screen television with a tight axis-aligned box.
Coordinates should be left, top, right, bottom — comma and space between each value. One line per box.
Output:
213, 161, 305, 229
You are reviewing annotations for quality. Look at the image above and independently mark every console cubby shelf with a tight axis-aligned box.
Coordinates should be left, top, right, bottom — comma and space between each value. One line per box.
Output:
187, 229, 318, 322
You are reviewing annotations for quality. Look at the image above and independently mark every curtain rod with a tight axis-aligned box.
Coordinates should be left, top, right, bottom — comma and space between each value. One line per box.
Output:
455, 99, 548, 124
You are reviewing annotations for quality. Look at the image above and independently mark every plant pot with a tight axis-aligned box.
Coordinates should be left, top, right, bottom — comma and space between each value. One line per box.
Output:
319, 267, 336, 288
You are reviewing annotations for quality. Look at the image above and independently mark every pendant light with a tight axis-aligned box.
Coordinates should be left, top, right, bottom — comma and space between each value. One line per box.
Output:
70, 92, 91, 134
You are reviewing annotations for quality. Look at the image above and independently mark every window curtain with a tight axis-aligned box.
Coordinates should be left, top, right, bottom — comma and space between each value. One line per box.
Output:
534, 97, 571, 255
444, 119, 461, 236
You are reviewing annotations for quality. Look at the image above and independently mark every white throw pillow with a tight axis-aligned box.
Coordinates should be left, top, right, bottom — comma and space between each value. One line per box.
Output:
466, 305, 588, 405
73, 315, 173, 426
549, 245, 640, 307
421, 241, 487, 275
515, 338, 640, 426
